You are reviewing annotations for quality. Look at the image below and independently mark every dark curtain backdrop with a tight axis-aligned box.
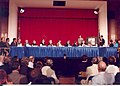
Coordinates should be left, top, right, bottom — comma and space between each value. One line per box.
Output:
19, 8, 98, 45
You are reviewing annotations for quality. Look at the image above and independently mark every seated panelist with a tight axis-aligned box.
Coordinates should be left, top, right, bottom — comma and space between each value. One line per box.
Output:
65, 40, 71, 47
57, 40, 63, 47
48, 40, 54, 47
32, 40, 38, 47
40, 39, 46, 46
24, 40, 31, 47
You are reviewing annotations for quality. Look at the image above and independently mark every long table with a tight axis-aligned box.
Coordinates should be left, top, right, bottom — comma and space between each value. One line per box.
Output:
9, 47, 118, 58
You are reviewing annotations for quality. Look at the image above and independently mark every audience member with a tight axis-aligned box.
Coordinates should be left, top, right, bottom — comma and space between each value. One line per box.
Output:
3, 56, 12, 74
8, 62, 28, 84
0, 55, 5, 69
86, 57, 99, 79
19, 57, 29, 75
41, 59, 59, 84
11, 38, 17, 46
28, 56, 34, 69
105, 56, 119, 75
92, 61, 115, 85
0, 69, 13, 84
114, 64, 120, 85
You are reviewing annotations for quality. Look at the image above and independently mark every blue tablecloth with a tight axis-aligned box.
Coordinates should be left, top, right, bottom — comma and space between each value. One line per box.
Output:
9, 47, 118, 58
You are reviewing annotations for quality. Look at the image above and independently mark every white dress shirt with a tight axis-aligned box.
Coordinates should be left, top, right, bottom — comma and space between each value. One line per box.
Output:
41, 66, 59, 83
92, 72, 115, 85
105, 65, 119, 75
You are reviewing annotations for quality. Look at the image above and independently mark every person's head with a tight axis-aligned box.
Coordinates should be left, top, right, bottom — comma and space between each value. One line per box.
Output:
49, 40, 52, 44
18, 39, 21, 43
109, 40, 113, 43
33, 40, 36, 44
45, 59, 53, 67
11, 61, 20, 71
91, 57, 98, 64
21, 57, 29, 66
42, 39, 45, 43
13, 38, 17, 42
100, 35, 103, 39
108, 56, 116, 65
0, 55, 4, 63
0, 69, 7, 84
25, 40, 28, 43
6, 38, 10, 43
118, 39, 120, 44
1, 37, 5, 42
79, 35, 81, 38
81, 55, 88, 62
67, 40, 70, 44
35, 61, 43, 69
11, 56, 19, 62
30, 69, 40, 80
4, 56, 11, 64
97, 56, 103, 62
98, 61, 106, 72
29, 56, 35, 63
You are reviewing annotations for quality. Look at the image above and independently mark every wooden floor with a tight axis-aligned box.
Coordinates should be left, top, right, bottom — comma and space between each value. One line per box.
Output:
59, 76, 76, 84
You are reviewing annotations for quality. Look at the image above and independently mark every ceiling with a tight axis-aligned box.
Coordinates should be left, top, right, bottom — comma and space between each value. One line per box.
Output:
14, 0, 106, 9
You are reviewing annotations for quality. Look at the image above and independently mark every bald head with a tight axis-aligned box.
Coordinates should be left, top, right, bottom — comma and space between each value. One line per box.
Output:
98, 61, 106, 72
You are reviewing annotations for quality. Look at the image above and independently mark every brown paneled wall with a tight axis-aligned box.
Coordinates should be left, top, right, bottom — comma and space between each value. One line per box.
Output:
108, 0, 120, 41
0, 0, 8, 38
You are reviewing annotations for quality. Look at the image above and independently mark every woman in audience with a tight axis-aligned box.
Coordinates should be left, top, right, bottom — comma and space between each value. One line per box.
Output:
28, 56, 35, 69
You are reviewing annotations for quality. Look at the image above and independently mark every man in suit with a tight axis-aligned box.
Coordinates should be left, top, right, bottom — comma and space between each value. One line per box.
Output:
98, 35, 105, 47
8, 61, 28, 84
11, 38, 17, 46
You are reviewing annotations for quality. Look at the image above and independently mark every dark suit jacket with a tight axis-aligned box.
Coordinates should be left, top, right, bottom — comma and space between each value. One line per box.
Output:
8, 71, 28, 84
114, 72, 120, 85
